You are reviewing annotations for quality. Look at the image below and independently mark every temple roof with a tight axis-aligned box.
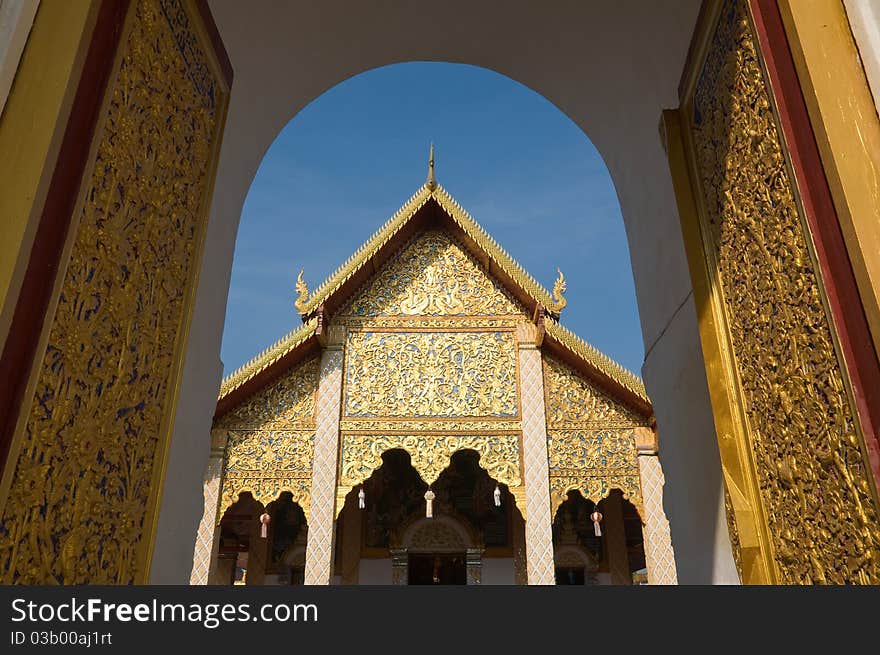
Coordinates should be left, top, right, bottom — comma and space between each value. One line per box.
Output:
293, 183, 566, 319
217, 177, 651, 418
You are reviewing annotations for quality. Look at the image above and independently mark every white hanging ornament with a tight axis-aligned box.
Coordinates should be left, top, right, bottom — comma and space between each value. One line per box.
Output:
493, 485, 502, 507
358, 487, 366, 509
590, 510, 603, 537
259, 512, 271, 539
424, 489, 435, 518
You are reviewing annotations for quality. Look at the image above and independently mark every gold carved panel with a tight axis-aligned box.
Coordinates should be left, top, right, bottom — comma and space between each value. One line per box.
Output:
683, 0, 880, 582
216, 356, 319, 430
543, 356, 645, 428
337, 230, 526, 318
344, 331, 519, 418
0, 0, 227, 584
547, 429, 642, 518
339, 434, 522, 491
216, 357, 319, 520
220, 430, 313, 521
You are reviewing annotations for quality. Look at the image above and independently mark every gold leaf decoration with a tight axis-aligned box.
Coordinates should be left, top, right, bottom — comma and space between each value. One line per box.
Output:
344, 331, 519, 418
0, 0, 224, 584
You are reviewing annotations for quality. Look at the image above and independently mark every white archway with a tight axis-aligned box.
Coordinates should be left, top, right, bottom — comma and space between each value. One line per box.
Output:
152, 0, 736, 585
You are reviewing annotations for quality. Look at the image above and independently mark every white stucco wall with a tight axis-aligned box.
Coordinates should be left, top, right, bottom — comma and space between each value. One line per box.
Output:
152, 0, 738, 584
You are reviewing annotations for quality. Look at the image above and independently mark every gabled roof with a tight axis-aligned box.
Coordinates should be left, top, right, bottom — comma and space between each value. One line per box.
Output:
217, 178, 652, 420
293, 183, 566, 320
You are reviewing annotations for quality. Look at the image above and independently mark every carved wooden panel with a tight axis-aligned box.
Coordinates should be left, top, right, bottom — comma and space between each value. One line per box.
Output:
686, 0, 880, 583
0, 0, 227, 584
344, 331, 519, 419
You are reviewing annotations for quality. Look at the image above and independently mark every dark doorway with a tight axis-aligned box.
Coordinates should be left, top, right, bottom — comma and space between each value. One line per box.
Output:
408, 554, 467, 585
555, 567, 585, 585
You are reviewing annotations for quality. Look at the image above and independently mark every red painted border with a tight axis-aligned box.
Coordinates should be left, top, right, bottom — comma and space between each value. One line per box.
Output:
194, 0, 233, 87
0, 0, 131, 480
751, 0, 880, 486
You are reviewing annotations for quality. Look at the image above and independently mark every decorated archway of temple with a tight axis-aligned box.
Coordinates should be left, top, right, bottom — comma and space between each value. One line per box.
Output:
2, 0, 879, 585
193, 172, 676, 586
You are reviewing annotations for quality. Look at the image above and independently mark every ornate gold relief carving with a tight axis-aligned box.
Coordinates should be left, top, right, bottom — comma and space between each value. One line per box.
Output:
220, 430, 314, 521
542, 356, 645, 519
216, 357, 319, 430
686, 0, 880, 583
216, 357, 318, 520
543, 356, 645, 428
344, 331, 519, 418
337, 230, 526, 318
547, 429, 643, 518
338, 434, 522, 494
0, 0, 226, 584
340, 419, 521, 433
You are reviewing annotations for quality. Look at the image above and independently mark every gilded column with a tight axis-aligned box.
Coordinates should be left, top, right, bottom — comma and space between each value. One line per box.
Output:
635, 427, 678, 585
603, 490, 630, 585
189, 429, 228, 585
304, 326, 345, 585
516, 322, 555, 585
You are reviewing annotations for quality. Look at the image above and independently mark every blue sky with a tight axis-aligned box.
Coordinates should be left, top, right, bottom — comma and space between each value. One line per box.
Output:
222, 62, 644, 375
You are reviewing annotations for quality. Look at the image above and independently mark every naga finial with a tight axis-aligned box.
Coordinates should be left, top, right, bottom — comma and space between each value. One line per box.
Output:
426, 143, 437, 190
294, 269, 309, 313
550, 267, 567, 313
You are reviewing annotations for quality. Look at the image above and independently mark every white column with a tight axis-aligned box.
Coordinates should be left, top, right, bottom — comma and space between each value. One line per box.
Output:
516, 322, 555, 585
635, 427, 678, 585
304, 326, 345, 584
189, 429, 227, 585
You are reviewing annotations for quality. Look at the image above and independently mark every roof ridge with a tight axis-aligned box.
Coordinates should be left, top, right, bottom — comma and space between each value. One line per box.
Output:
218, 317, 319, 401
543, 316, 649, 404
298, 183, 565, 316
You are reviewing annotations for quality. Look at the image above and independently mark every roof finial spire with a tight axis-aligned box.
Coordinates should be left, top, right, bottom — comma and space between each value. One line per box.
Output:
426, 143, 437, 190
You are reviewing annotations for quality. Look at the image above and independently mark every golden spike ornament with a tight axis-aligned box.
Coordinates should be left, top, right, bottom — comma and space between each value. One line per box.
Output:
426, 143, 437, 190
550, 267, 567, 312
294, 269, 309, 313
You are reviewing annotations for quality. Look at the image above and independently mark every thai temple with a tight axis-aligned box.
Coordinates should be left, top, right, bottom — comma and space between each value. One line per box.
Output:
190, 154, 678, 585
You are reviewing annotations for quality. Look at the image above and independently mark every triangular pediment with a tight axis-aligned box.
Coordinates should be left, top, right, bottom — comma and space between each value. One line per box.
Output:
294, 185, 565, 319
336, 229, 528, 318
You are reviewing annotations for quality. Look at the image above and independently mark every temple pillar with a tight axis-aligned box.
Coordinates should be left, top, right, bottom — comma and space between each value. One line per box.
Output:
246, 518, 269, 585
635, 427, 678, 585
515, 322, 555, 585
304, 326, 346, 584
602, 490, 630, 585
340, 497, 363, 584
391, 549, 408, 585
466, 548, 483, 585
211, 553, 237, 585
190, 429, 228, 585
511, 509, 528, 585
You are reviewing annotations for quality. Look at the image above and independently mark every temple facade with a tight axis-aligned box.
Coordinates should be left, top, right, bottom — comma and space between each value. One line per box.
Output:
191, 165, 678, 585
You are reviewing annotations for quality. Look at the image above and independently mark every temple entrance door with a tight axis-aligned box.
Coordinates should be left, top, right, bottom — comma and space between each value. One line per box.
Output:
407, 554, 467, 585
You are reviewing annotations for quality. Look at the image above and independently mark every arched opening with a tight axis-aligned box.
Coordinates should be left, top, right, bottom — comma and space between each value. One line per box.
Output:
15, 0, 874, 588
334, 448, 524, 585
213, 491, 308, 586
552, 489, 645, 586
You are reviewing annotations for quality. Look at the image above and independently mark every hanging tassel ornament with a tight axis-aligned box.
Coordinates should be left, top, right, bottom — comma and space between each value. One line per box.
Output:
358, 487, 366, 509
424, 489, 435, 518
493, 485, 502, 507
259, 512, 271, 539
590, 510, 603, 537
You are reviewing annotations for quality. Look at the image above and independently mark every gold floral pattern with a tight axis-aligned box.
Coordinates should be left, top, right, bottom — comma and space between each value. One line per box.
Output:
216, 356, 318, 519
0, 0, 225, 584
216, 357, 319, 430
338, 434, 522, 491
344, 331, 519, 418
689, 0, 880, 583
337, 230, 526, 317
543, 356, 644, 428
